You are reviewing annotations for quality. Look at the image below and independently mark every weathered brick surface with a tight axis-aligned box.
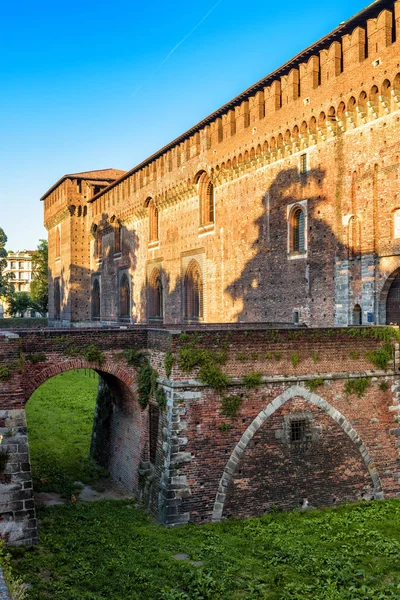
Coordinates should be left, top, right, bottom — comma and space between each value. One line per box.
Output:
1, 325, 400, 541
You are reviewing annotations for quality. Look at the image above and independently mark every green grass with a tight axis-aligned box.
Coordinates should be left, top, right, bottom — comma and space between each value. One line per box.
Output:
26, 370, 103, 497
12, 370, 400, 599
10, 500, 400, 599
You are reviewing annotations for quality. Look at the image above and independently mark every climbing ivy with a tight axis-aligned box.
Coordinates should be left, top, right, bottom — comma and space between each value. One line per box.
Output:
221, 395, 242, 418
344, 378, 371, 398
0, 366, 11, 382
137, 362, 158, 409
164, 351, 174, 378
243, 371, 262, 389
365, 346, 393, 371
306, 378, 324, 392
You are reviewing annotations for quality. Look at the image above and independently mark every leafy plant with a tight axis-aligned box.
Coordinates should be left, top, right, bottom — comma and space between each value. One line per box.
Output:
81, 344, 105, 364
64, 344, 80, 357
236, 352, 247, 362
312, 351, 319, 363
291, 352, 300, 368
349, 350, 360, 360
0, 366, 11, 381
243, 371, 262, 389
0, 539, 28, 599
344, 377, 371, 398
379, 380, 389, 391
365, 346, 393, 371
221, 395, 242, 418
155, 387, 167, 411
199, 363, 229, 391
274, 352, 281, 361
164, 351, 174, 378
306, 378, 324, 392
218, 422, 232, 432
137, 362, 158, 409
120, 349, 145, 367
26, 352, 47, 364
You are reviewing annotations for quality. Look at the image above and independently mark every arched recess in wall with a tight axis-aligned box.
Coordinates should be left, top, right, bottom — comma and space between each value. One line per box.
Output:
148, 268, 163, 320
55, 227, 61, 259
184, 259, 204, 321
146, 198, 159, 243
212, 385, 384, 522
119, 273, 131, 321
91, 278, 101, 320
54, 278, 61, 320
195, 171, 214, 226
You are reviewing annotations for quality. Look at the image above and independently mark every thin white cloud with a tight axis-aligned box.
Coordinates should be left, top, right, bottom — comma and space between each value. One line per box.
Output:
160, 0, 224, 66
132, 0, 224, 96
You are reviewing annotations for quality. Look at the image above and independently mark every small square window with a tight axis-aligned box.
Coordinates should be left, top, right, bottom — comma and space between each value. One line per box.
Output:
290, 419, 308, 443
300, 153, 308, 174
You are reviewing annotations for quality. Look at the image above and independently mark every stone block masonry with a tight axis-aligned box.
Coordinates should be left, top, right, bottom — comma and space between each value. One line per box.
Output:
1, 325, 400, 543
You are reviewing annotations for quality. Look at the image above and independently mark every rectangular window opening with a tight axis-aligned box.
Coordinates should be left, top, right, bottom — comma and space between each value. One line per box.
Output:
290, 419, 308, 443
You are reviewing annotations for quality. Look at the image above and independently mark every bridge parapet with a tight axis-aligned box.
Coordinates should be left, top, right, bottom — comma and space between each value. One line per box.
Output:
0, 325, 399, 543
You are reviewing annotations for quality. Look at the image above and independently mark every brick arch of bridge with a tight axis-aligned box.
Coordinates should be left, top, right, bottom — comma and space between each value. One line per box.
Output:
211, 385, 384, 522
23, 358, 137, 404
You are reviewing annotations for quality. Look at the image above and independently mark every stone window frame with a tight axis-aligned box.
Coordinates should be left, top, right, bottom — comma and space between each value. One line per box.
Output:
287, 200, 308, 259
281, 412, 320, 447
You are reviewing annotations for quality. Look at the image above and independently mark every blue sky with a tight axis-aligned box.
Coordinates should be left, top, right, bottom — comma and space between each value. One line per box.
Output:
0, 0, 368, 250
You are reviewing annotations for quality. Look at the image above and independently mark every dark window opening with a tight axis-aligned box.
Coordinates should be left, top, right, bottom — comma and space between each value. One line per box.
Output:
92, 279, 100, 320
291, 208, 305, 252
353, 304, 362, 325
290, 419, 308, 443
149, 404, 160, 464
54, 278, 61, 320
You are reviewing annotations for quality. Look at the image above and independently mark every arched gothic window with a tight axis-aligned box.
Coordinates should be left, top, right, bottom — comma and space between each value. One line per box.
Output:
119, 274, 130, 320
55, 227, 61, 258
91, 279, 100, 320
290, 207, 305, 253
353, 304, 362, 325
149, 268, 163, 320
54, 278, 61, 320
148, 199, 159, 242
197, 172, 214, 226
184, 260, 203, 320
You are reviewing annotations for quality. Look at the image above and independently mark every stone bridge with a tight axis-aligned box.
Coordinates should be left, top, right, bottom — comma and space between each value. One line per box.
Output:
0, 325, 400, 544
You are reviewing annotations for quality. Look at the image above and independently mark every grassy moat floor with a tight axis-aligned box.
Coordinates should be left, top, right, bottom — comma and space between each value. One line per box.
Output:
6, 371, 400, 599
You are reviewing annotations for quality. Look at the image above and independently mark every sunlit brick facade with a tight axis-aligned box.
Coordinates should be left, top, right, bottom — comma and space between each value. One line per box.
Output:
42, 0, 400, 328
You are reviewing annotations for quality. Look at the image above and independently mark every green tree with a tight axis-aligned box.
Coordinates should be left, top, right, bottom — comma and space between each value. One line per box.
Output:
8, 292, 31, 317
30, 239, 48, 316
0, 228, 14, 300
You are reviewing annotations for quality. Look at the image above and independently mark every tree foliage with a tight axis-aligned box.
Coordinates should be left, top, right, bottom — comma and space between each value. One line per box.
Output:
0, 228, 14, 300
8, 292, 31, 317
30, 239, 48, 315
